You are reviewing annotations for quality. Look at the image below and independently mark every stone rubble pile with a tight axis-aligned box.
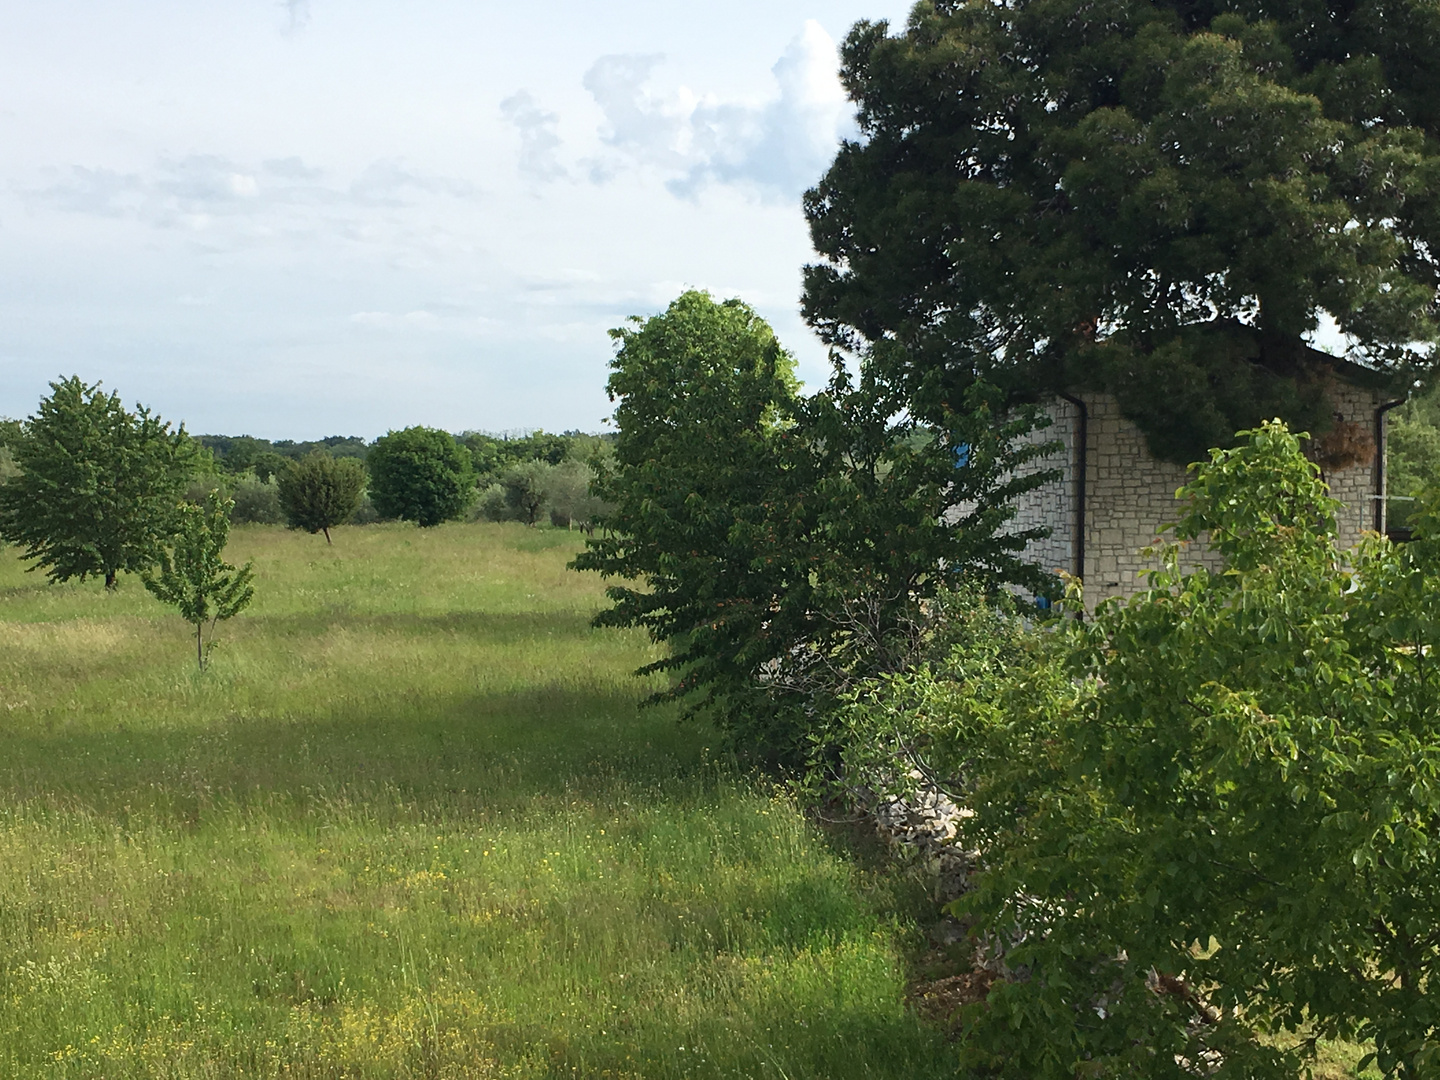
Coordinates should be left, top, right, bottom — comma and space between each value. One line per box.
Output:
868, 781, 974, 903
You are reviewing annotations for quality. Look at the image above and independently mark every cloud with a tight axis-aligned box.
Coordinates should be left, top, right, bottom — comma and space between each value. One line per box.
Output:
281, 0, 310, 34
349, 309, 439, 329
500, 91, 566, 184
348, 159, 477, 206
29, 154, 475, 233
583, 55, 689, 168
579, 21, 853, 200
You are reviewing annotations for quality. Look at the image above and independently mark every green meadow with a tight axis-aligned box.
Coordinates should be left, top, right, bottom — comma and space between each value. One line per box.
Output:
0, 523, 955, 1078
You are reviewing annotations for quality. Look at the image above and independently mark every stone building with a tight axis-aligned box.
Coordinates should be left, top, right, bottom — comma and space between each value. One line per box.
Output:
1010, 364, 1405, 606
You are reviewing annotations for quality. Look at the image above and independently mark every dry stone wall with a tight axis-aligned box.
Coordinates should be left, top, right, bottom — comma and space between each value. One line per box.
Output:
1010, 386, 1391, 607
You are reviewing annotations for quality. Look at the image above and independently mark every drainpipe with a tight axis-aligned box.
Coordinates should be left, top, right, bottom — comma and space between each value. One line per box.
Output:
1374, 398, 1405, 534
1057, 392, 1088, 581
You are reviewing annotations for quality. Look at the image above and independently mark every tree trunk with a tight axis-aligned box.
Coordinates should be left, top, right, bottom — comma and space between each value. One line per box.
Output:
104, 569, 117, 590
323, 526, 332, 544
196, 623, 204, 670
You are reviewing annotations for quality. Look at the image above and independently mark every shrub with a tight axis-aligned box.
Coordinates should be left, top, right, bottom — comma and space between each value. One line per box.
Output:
844, 422, 1440, 1078
472, 484, 510, 523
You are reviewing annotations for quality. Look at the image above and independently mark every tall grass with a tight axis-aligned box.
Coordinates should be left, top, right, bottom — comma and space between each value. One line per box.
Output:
0, 522, 953, 1078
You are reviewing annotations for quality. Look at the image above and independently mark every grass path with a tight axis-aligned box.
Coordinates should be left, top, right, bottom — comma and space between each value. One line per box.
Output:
0, 523, 955, 1078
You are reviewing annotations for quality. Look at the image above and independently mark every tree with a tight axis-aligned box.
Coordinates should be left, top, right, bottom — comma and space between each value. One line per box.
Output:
0, 376, 196, 588
500, 460, 552, 526
803, 1, 1440, 463
143, 493, 255, 670
366, 426, 475, 527
574, 290, 1053, 762
276, 451, 366, 542
546, 458, 607, 530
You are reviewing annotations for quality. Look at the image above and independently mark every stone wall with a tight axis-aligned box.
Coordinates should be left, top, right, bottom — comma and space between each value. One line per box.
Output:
1004, 397, 1080, 578
1012, 386, 1392, 606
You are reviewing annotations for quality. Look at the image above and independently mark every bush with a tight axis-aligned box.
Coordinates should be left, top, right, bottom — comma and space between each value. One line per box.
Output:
842, 422, 1440, 1078
350, 490, 380, 525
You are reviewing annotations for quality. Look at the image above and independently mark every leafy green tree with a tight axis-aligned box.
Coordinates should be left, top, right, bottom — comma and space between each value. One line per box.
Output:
0, 376, 195, 588
366, 426, 475, 527
143, 493, 256, 670
804, 1, 1440, 463
574, 290, 1053, 761
845, 421, 1440, 1077
276, 451, 366, 542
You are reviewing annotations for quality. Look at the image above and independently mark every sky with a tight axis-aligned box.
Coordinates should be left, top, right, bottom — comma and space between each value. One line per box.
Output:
0, 0, 915, 440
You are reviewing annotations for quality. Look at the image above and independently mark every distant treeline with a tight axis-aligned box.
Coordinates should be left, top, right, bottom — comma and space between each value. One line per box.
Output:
196, 430, 612, 487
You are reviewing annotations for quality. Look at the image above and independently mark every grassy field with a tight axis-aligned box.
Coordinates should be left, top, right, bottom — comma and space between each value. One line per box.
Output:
0, 522, 955, 1078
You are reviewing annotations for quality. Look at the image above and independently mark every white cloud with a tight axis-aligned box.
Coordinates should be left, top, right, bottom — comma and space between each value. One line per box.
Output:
577, 21, 853, 200
29, 154, 476, 238
281, 0, 310, 34
500, 91, 566, 184
349, 309, 452, 330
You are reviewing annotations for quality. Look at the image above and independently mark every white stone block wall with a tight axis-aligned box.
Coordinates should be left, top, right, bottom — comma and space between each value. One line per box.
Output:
1004, 398, 1079, 578
1014, 385, 1391, 607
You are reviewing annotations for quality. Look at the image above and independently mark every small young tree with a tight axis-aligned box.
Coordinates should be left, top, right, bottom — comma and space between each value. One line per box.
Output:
276, 451, 365, 542
367, 426, 475, 527
143, 493, 255, 670
0, 376, 195, 588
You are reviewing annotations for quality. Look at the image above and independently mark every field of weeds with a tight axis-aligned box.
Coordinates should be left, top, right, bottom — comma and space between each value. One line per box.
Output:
0, 522, 955, 1078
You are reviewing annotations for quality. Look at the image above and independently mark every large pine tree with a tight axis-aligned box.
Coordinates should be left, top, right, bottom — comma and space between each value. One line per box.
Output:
803, 0, 1440, 462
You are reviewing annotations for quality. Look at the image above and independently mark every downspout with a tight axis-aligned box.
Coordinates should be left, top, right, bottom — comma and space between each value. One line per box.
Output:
1058, 392, 1088, 581
1374, 398, 1405, 534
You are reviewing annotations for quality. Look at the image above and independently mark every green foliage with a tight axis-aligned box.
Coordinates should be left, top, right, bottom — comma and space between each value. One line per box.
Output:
1386, 388, 1440, 532
197, 434, 369, 475
228, 476, 284, 525
141, 493, 255, 669
276, 452, 366, 542
574, 290, 1054, 763
366, 426, 475, 527
250, 452, 291, 484
803, 1, 1440, 462
0, 376, 195, 589
841, 421, 1440, 1076
460, 430, 575, 487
